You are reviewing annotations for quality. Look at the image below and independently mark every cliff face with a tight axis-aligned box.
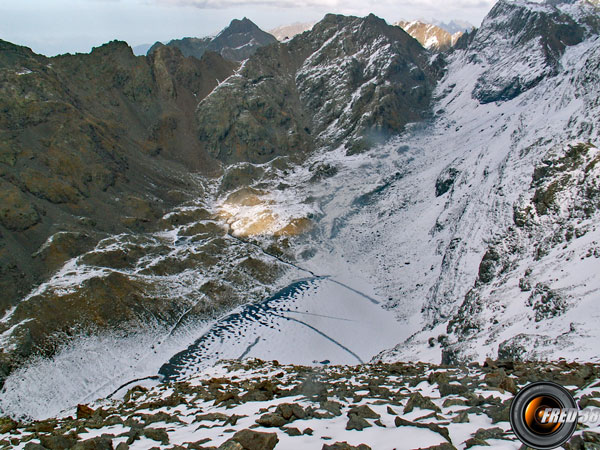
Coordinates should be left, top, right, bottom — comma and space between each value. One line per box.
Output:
468, 0, 593, 103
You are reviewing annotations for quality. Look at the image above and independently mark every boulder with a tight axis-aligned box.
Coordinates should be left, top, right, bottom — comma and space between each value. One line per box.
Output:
322, 443, 371, 450
71, 436, 114, 450
404, 392, 441, 414
228, 429, 278, 450
77, 404, 95, 420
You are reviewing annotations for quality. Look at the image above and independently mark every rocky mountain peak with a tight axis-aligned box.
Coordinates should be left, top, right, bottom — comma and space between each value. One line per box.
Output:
88, 40, 138, 67
195, 12, 437, 164
148, 17, 276, 62
90, 40, 133, 56
222, 17, 261, 34
0, 40, 41, 69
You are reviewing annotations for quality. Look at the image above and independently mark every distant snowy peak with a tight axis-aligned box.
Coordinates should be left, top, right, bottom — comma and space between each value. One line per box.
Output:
432, 19, 474, 34
269, 21, 316, 41
395, 20, 462, 51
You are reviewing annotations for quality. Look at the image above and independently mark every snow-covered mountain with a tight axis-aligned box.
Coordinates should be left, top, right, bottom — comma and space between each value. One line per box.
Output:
376, 0, 600, 363
395, 20, 463, 51
433, 19, 474, 35
0, 0, 600, 425
269, 22, 316, 41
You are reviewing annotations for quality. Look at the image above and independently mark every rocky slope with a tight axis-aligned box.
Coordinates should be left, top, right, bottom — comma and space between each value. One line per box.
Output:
2, 358, 600, 449
364, 0, 600, 363
0, 40, 242, 385
148, 18, 277, 62
0, 38, 237, 312
467, 0, 597, 103
395, 21, 462, 52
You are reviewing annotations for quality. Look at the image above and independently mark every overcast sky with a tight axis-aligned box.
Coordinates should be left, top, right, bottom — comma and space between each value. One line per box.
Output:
0, 0, 497, 56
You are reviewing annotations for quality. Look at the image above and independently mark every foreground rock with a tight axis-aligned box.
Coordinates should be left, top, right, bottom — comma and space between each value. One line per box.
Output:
2, 358, 600, 449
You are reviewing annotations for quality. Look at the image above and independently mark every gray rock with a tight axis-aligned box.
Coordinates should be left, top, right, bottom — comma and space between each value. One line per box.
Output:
451, 411, 470, 423
464, 438, 489, 449
256, 412, 287, 428
473, 427, 507, 441
438, 383, 468, 397
229, 429, 278, 450
322, 442, 372, 450
143, 428, 170, 445
71, 436, 114, 450
283, 427, 302, 436
218, 441, 244, 450
347, 405, 380, 419
394, 416, 451, 443
346, 414, 371, 431
24, 444, 49, 450
40, 435, 78, 450
404, 392, 441, 414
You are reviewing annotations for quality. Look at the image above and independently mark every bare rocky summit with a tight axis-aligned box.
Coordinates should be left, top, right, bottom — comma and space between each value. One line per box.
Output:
148, 18, 278, 62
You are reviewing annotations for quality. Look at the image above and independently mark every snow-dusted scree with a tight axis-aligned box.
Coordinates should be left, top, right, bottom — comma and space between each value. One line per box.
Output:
2, 358, 600, 449
0, 0, 599, 433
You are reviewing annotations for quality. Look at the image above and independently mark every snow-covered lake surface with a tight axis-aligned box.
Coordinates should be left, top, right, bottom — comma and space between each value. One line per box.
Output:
160, 276, 405, 381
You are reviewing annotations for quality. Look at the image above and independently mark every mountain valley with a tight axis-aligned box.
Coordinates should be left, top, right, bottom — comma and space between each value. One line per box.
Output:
0, 2, 599, 448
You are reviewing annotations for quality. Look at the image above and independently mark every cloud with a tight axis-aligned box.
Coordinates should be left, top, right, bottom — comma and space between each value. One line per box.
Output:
156, 0, 337, 7
155, 0, 493, 9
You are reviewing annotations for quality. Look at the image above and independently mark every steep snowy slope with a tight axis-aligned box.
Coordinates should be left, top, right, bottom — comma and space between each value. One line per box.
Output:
370, 0, 600, 363
154, 0, 600, 379
0, 13, 438, 419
